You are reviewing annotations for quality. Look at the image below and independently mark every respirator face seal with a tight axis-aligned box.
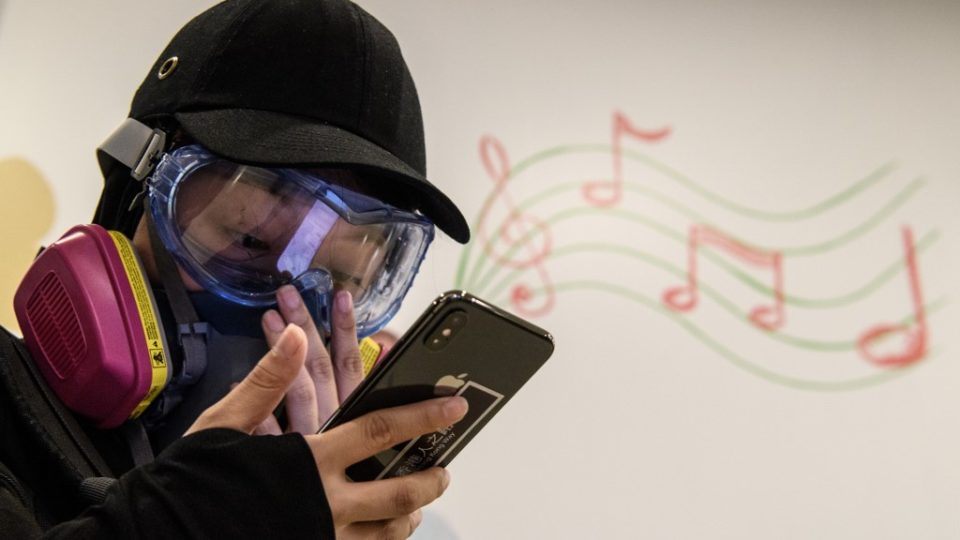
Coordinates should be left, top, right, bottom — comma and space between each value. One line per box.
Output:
146, 144, 435, 337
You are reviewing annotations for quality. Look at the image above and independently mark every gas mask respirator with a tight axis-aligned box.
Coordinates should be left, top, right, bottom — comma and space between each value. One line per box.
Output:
13, 123, 424, 443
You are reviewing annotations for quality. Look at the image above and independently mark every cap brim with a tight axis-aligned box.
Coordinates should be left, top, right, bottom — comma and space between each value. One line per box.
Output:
174, 108, 470, 243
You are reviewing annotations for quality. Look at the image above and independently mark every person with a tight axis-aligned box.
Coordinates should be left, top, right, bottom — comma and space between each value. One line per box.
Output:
0, 0, 472, 538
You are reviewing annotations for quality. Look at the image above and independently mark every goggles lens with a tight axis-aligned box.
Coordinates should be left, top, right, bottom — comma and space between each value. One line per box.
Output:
148, 145, 434, 336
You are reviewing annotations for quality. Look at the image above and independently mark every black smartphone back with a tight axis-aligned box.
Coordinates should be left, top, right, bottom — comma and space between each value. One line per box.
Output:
321, 290, 555, 481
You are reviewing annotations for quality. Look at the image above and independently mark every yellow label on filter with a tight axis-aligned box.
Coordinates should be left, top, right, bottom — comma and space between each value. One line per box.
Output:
108, 231, 168, 418
359, 337, 383, 376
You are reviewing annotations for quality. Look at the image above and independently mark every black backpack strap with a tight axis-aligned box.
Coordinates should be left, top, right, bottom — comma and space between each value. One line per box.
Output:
122, 419, 155, 468
0, 328, 114, 483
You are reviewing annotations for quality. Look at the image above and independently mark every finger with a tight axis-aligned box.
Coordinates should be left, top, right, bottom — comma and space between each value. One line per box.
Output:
260, 309, 286, 348
261, 311, 321, 433
336, 468, 448, 524
329, 290, 365, 400
238, 380, 283, 435
311, 397, 468, 466
187, 324, 307, 435
253, 415, 282, 436
411, 509, 423, 532
339, 511, 423, 540
283, 366, 321, 433
263, 312, 323, 433
277, 286, 340, 419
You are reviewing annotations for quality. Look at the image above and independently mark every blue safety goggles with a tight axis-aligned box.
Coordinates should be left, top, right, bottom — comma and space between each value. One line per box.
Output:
146, 144, 434, 337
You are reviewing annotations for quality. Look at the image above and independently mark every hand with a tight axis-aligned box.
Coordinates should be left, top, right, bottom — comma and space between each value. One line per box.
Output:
187, 324, 469, 538
257, 285, 365, 434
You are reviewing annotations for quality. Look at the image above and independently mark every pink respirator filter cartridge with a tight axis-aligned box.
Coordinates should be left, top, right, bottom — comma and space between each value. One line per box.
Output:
13, 224, 170, 428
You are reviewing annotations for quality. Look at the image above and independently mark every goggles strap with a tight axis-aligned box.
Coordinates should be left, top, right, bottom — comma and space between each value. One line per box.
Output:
97, 118, 167, 181
145, 208, 208, 391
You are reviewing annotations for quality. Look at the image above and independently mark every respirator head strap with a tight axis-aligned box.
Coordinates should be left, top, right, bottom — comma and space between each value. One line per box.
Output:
144, 208, 208, 414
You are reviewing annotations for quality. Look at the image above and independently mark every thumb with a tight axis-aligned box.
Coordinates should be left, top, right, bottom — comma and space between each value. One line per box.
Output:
186, 324, 308, 435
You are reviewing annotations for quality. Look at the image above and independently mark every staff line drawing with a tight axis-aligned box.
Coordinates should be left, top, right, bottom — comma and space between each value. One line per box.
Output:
455, 117, 943, 390
467, 212, 940, 353
507, 144, 898, 221
519, 280, 933, 392
464, 199, 931, 298
471, 177, 924, 251
455, 146, 902, 296
477, 230, 940, 312
483, 257, 945, 353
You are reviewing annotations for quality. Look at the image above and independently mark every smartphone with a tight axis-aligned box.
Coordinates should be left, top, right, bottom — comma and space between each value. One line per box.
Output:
319, 290, 555, 481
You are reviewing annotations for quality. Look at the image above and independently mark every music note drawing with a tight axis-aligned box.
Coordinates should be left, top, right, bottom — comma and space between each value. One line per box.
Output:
662, 224, 786, 331
582, 110, 670, 207
857, 227, 927, 368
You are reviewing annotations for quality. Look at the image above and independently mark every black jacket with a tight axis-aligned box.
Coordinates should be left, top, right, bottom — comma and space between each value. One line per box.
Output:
0, 328, 335, 538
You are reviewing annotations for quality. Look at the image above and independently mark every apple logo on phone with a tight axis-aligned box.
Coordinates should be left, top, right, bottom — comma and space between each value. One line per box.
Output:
434, 373, 468, 396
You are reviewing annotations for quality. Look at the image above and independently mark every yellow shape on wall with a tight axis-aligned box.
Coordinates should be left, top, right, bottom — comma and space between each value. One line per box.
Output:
0, 157, 55, 333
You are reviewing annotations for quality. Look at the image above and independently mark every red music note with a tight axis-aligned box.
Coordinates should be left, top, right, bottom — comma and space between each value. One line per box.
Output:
662, 225, 785, 331
478, 136, 556, 316
582, 110, 670, 207
857, 227, 927, 368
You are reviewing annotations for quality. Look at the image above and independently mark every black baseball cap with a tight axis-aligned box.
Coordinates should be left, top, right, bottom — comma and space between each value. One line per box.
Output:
114, 0, 469, 243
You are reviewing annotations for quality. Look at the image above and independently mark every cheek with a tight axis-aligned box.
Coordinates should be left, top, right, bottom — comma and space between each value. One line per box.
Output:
178, 266, 204, 292
132, 217, 206, 292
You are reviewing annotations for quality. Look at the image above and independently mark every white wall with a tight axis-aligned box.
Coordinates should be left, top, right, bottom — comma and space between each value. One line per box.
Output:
2, 1, 959, 538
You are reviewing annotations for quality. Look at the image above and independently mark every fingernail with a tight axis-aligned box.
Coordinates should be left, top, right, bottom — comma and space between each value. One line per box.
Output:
263, 310, 285, 333
443, 396, 468, 421
336, 290, 353, 314
279, 286, 301, 309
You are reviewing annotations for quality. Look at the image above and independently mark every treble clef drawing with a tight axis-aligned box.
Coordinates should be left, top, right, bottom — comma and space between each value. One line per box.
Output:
478, 136, 555, 317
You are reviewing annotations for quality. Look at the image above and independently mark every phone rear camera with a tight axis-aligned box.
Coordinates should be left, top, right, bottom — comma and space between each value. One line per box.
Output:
425, 310, 467, 350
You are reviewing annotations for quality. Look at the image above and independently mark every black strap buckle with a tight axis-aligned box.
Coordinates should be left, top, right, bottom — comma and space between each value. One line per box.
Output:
177, 321, 210, 342
130, 129, 167, 181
